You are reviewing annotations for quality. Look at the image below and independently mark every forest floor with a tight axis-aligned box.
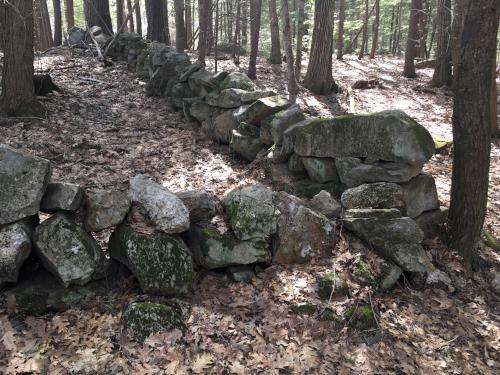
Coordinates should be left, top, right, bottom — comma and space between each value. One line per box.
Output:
0, 48, 499, 374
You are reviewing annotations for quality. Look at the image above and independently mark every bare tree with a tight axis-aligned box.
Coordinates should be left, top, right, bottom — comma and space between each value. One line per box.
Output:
402, 0, 422, 78
186, 0, 193, 46
281, 0, 298, 101
117, 0, 125, 30
295, 0, 305, 75
247, 0, 262, 79
269, 0, 282, 64
65, 0, 74, 29
135, 0, 142, 36
431, 0, 452, 87
34, 0, 53, 51
53, 0, 62, 45
127, 0, 135, 33
146, 0, 167, 42
198, 0, 210, 62
174, 0, 188, 51
241, 0, 248, 46
370, 0, 380, 59
358, 0, 369, 59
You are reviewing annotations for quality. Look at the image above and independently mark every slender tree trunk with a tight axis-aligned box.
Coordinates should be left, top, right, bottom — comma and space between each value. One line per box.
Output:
395, 2, 403, 55
84, 0, 113, 34
389, 5, 395, 53
241, 0, 248, 46
448, 0, 499, 270
431, 0, 452, 87
65, 0, 74, 29
269, 0, 282, 64
215, 0, 219, 71
358, 0, 369, 59
135, 0, 142, 36
198, 0, 209, 61
117, 0, 125, 30
370, 0, 380, 59
34, 0, 53, 51
418, 0, 429, 58
186, 0, 193, 46
127, 0, 135, 32
247, 0, 262, 79
336, 0, 345, 60
403, 0, 422, 78
164, 0, 171, 45
0, 0, 43, 116
281, 0, 298, 101
295, 0, 305, 75
232, 0, 241, 58
175, 0, 188, 51
53, 0, 62, 45
303, 0, 338, 95
451, 0, 465, 86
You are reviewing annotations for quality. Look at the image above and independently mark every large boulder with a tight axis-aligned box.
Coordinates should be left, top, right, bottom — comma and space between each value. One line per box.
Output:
109, 225, 193, 296
302, 157, 340, 183
0, 144, 51, 225
341, 182, 405, 210
184, 227, 271, 269
176, 190, 217, 223
272, 192, 336, 264
294, 111, 435, 165
40, 182, 84, 213
0, 221, 32, 285
235, 96, 291, 125
129, 175, 190, 234
400, 173, 440, 218
33, 213, 108, 287
335, 157, 423, 187
221, 72, 255, 91
84, 190, 131, 232
224, 185, 278, 241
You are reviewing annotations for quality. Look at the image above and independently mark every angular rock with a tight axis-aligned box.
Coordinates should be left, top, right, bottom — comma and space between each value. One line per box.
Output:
0, 144, 51, 225
33, 213, 107, 287
426, 269, 454, 292
129, 175, 190, 234
178, 61, 204, 82
230, 130, 264, 162
302, 157, 339, 183
294, 110, 435, 165
335, 157, 423, 187
286, 179, 346, 199
379, 261, 403, 291
270, 104, 306, 146
235, 96, 291, 125
266, 147, 291, 164
40, 182, 84, 213
189, 100, 213, 122
123, 302, 184, 343
217, 88, 248, 108
170, 82, 195, 108
0, 222, 32, 285
241, 90, 276, 104
344, 208, 402, 219
341, 182, 405, 210
84, 190, 130, 232
221, 72, 255, 91
268, 163, 305, 183
414, 207, 447, 239
400, 173, 440, 218
259, 115, 275, 145
281, 118, 317, 156
146, 51, 191, 97
310, 190, 342, 218
272, 192, 336, 264
109, 224, 193, 295
176, 190, 217, 223
227, 265, 255, 282
288, 153, 306, 173
213, 109, 239, 144
188, 68, 217, 97
184, 227, 271, 269
224, 184, 277, 241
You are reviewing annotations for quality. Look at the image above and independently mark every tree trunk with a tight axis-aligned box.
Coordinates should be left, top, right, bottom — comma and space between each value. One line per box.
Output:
53, 0, 62, 45
451, 0, 465, 86
491, 55, 499, 138
303, 0, 337, 95
215, 0, 219, 71
336, 0, 345, 60
164, 0, 171, 45
268, 0, 282, 64
358, 0, 369, 59
232, 0, 241, 58
0, 0, 43, 116
295, 0, 305, 76
117, 0, 125, 30
403, 0, 422, 78
247, 0, 262, 79
370, 0, 380, 59
175, 0, 188, 51
127, 0, 135, 32
84, 0, 113, 34
431, 0, 452, 87
281, 0, 298, 101
34, 0, 53, 51
198, 0, 210, 61
241, 0, 248, 46
395, 2, 403, 55
146, 0, 166, 42
65, 0, 74, 29
448, 0, 499, 270
418, 0, 429, 58
135, 0, 143, 36
186, 0, 193, 46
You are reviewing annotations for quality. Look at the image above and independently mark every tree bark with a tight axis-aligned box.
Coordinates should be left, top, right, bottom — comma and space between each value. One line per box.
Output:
336, 0, 345, 60
303, 0, 337, 95
198, 0, 210, 61
0, 0, 43, 116
84, 0, 113, 34
127, 0, 135, 32
34, 0, 53, 51
295, 0, 305, 75
117, 0, 125, 31
403, 0, 422, 78
269, 0, 282, 64
232, 0, 241, 58
65, 0, 74, 29
418, 0, 430, 58
135, 0, 143, 36
175, 0, 188, 51
53, 0, 62, 45
186, 0, 193, 46
431, 0, 452, 87
146, 0, 166, 42
370, 0, 380, 59
247, 0, 262, 79
358, 0, 369, 59
241, 0, 248, 46
281, 0, 298, 101
448, 0, 499, 270
164, 0, 171, 45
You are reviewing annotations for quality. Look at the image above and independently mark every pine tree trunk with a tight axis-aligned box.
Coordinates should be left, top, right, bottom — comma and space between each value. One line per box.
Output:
370, 0, 380, 59
269, 0, 282, 64
418, 0, 429, 58
303, 0, 337, 95
65, 0, 74, 29
403, 0, 422, 78
34, 0, 53, 51
53, 0, 62, 45
186, 0, 193, 46
84, 0, 113, 34
247, 0, 262, 79
0, 0, 43, 116
358, 0, 369, 59
117, 0, 125, 30
145, 0, 166, 42
127, 0, 135, 32
135, 0, 142, 36
241, 0, 248, 46
198, 0, 210, 61
232, 0, 241, 58
431, 0, 452, 87
295, 0, 304, 75
164, 0, 171, 45
281, 0, 298, 101
336, 0, 345, 60
175, 0, 188, 51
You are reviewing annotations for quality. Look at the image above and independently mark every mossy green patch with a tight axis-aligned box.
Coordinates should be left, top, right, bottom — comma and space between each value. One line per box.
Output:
290, 303, 317, 315
345, 303, 376, 330
352, 257, 378, 288
317, 271, 350, 300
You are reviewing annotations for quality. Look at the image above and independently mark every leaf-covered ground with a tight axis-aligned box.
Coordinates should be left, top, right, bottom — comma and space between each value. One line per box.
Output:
0, 49, 499, 374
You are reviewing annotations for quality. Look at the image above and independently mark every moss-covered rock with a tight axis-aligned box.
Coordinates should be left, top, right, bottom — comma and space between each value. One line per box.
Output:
343, 208, 402, 219
352, 257, 378, 288
317, 271, 349, 299
345, 303, 377, 330
290, 303, 317, 315
234, 96, 291, 125
109, 225, 193, 296
123, 302, 185, 343
302, 157, 340, 183
340, 182, 405, 210
221, 72, 255, 91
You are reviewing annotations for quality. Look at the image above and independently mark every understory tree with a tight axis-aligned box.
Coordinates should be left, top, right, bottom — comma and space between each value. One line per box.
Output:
53, 0, 62, 45
248, 0, 262, 79
268, 0, 282, 64
403, 0, 422, 78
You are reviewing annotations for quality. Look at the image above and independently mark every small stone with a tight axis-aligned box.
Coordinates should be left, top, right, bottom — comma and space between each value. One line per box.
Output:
341, 182, 405, 210
176, 190, 217, 223
230, 130, 264, 162
0, 221, 32, 285
226, 265, 255, 282
40, 182, 84, 213
269, 104, 306, 146
310, 190, 342, 218
343, 208, 402, 219
400, 173, 440, 218
302, 157, 339, 183
84, 190, 131, 232
379, 262, 403, 291
413, 207, 447, 239
426, 269, 454, 292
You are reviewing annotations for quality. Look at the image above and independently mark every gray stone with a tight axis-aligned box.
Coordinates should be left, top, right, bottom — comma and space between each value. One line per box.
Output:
268, 163, 305, 183
171, 82, 195, 108
230, 130, 264, 162
213, 109, 239, 144
335, 157, 423, 187
40, 182, 84, 213
129, 175, 190, 234
224, 184, 277, 241
0, 144, 51, 225
259, 115, 275, 146
176, 190, 217, 223
286, 179, 346, 199
235, 96, 291, 125
146, 52, 191, 97
426, 269, 454, 292
84, 190, 131, 232
188, 68, 217, 97
237, 122, 260, 138
109, 224, 193, 295
33, 213, 107, 287
227, 265, 255, 282
217, 88, 248, 108
241, 90, 276, 104
281, 118, 317, 156
414, 207, 447, 239
341, 182, 405, 210
400, 173, 440, 218
288, 154, 306, 173
0, 222, 31, 285
379, 262, 403, 291
309, 190, 342, 218
266, 147, 291, 164
302, 157, 339, 183
189, 100, 213, 122
270, 104, 306, 146
294, 110, 435, 165
221, 72, 255, 91
178, 61, 204, 82
272, 192, 336, 264
344, 208, 402, 219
